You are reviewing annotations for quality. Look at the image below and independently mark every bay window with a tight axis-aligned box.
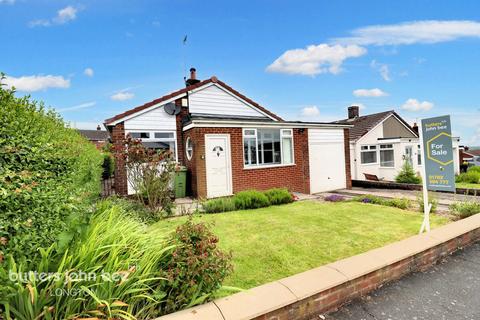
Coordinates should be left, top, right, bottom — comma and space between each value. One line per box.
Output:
360, 145, 377, 164
243, 128, 294, 167
380, 144, 394, 167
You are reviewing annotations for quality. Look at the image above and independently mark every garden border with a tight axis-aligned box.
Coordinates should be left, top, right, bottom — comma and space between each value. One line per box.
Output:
156, 213, 480, 320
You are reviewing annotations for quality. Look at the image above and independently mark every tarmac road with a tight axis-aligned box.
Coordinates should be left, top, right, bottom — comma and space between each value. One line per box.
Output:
325, 242, 480, 320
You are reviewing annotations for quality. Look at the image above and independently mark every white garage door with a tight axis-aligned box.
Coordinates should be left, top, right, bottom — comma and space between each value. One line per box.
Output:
308, 129, 347, 193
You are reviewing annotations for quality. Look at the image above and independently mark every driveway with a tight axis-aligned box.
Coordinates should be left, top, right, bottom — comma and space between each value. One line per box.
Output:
325, 242, 480, 320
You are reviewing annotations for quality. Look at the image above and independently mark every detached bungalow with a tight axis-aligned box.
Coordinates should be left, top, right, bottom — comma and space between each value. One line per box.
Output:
104, 69, 352, 198
336, 106, 461, 182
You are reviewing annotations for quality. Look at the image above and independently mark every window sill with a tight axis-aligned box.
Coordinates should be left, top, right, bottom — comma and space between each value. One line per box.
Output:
380, 166, 395, 169
243, 163, 296, 170
360, 163, 378, 166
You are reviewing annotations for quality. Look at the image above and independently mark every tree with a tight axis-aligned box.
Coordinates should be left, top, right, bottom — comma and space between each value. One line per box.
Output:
395, 161, 422, 184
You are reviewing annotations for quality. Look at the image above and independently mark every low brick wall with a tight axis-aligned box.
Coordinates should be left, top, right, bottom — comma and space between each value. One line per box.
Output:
352, 179, 480, 196
157, 214, 480, 320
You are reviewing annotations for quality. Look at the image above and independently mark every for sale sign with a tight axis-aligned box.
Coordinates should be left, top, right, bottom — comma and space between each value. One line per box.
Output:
421, 115, 455, 192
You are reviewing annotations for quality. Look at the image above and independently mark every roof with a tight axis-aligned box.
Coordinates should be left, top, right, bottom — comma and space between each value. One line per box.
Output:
468, 149, 480, 156
104, 76, 283, 125
78, 129, 109, 141
334, 110, 417, 141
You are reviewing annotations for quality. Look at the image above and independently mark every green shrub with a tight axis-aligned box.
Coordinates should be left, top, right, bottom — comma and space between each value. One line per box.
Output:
162, 219, 233, 314
203, 197, 237, 213
264, 188, 293, 205
395, 161, 422, 184
456, 170, 480, 184
351, 194, 387, 205
468, 166, 480, 174
385, 197, 412, 210
450, 201, 480, 219
0, 202, 172, 319
417, 192, 438, 213
0, 79, 103, 264
233, 190, 270, 210
0, 201, 232, 319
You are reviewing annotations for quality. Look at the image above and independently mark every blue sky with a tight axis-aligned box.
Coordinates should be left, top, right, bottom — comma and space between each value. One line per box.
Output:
1, 0, 480, 145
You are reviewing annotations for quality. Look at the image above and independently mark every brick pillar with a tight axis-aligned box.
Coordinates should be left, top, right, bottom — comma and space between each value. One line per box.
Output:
344, 128, 352, 189
112, 122, 128, 195
175, 98, 189, 165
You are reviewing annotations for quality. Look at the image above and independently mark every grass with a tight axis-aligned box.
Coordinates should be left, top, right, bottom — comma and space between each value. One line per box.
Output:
155, 201, 449, 290
457, 182, 480, 190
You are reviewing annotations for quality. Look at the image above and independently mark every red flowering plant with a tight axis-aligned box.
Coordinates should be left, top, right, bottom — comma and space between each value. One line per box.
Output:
112, 135, 176, 215
160, 219, 233, 314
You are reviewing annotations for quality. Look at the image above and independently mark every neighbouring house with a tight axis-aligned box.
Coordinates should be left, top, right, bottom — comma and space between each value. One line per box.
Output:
335, 106, 461, 182
104, 68, 352, 198
78, 126, 110, 149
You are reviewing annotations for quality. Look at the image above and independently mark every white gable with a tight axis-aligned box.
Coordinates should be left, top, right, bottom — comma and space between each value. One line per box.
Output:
188, 84, 270, 118
124, 106, 176, 131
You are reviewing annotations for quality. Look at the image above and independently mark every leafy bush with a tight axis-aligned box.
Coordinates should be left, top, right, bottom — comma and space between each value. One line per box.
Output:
352, 194, 387, 205
161, 219, 233, 314
203, 197, 236, 213
385, 197, 412, 210
324, 194, 346, 202
0, 79, 103, 264
233, 190, 270, 210
417, 192, 438, 213
456, 169, 480, 184
450, 201, 480, 219
395, 161, 422, 184
0, 202, 173, 319
263, 188, 293, 205
113, 135, 176, 215
0, 201, 232, 319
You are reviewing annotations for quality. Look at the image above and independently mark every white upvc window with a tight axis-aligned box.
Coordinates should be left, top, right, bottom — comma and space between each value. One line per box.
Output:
360, 145, 377, 164
417, 144, 422, 165
380, 144, 395, 167
127, 130, 178, 161
243, 128, 294, 167
185, 137, 193, 160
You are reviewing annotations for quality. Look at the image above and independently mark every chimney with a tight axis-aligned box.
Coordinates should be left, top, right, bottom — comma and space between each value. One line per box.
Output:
185, 67, 201, 87
412, 122, 419, 135
348, 105, 360, 119
96, 125, 101, 131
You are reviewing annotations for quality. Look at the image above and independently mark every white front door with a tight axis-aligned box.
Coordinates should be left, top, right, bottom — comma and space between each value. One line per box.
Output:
205, 134, 233, 198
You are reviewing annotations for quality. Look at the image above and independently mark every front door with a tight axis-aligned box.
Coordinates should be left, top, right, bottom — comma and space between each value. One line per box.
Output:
205, 134, 233, 198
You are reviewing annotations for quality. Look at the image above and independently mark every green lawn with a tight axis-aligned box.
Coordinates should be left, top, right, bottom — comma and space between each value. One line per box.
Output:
457, 182, 480, 189
154, 201, 449, 290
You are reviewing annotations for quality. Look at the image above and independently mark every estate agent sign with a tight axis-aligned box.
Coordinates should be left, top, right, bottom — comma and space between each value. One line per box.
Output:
421, 115, 455, 193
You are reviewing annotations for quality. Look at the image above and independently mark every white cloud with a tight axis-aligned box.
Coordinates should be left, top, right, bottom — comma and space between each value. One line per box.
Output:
266, 44, 367, 76
29, 5, 78, 27
58, 101, 96, 112
334, 20, 480, 46
3, 74, 70, 92
370, 60, 391, 81
111, 91, 135, 101
301, 105, 320, 117
401, 98, 434, 112
353, 88, 388, 97
83, 68, 94, 77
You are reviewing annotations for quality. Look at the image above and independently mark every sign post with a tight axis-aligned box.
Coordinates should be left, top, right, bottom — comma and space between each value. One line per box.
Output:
419, 115, 455, 233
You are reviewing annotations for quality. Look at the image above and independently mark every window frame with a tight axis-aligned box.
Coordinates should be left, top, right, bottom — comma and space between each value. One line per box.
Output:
379, 144, 395, 168
242, 128, 295, 169
126, 130, 178, 162
185, 137, 193, 161
417, 144, 422, 166
360, 145, 378, 165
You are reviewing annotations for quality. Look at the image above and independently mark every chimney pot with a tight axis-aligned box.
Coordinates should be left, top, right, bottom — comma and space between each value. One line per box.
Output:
348, 106, 360, 119
185, 67, 201, 87
96, 125, 101, 131
412, 122, 419, 134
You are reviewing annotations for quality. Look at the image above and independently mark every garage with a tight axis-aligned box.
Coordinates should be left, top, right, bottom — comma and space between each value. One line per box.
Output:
308, 128, 347, 193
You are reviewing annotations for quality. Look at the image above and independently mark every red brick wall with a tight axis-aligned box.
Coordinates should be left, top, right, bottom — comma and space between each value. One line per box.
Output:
111, 122, 128, 195
184, 127, 310, 198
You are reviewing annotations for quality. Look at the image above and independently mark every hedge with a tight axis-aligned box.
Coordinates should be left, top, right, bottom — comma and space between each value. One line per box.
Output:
0, 80, 103, 264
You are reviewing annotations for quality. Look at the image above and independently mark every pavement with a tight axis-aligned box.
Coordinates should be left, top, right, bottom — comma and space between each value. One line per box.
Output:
324, 242, 480, 320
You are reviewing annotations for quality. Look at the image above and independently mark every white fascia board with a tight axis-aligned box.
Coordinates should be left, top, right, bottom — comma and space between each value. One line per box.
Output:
189, 82, 279, 121
183, 120, 352, 131
106, 95, 184, 126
